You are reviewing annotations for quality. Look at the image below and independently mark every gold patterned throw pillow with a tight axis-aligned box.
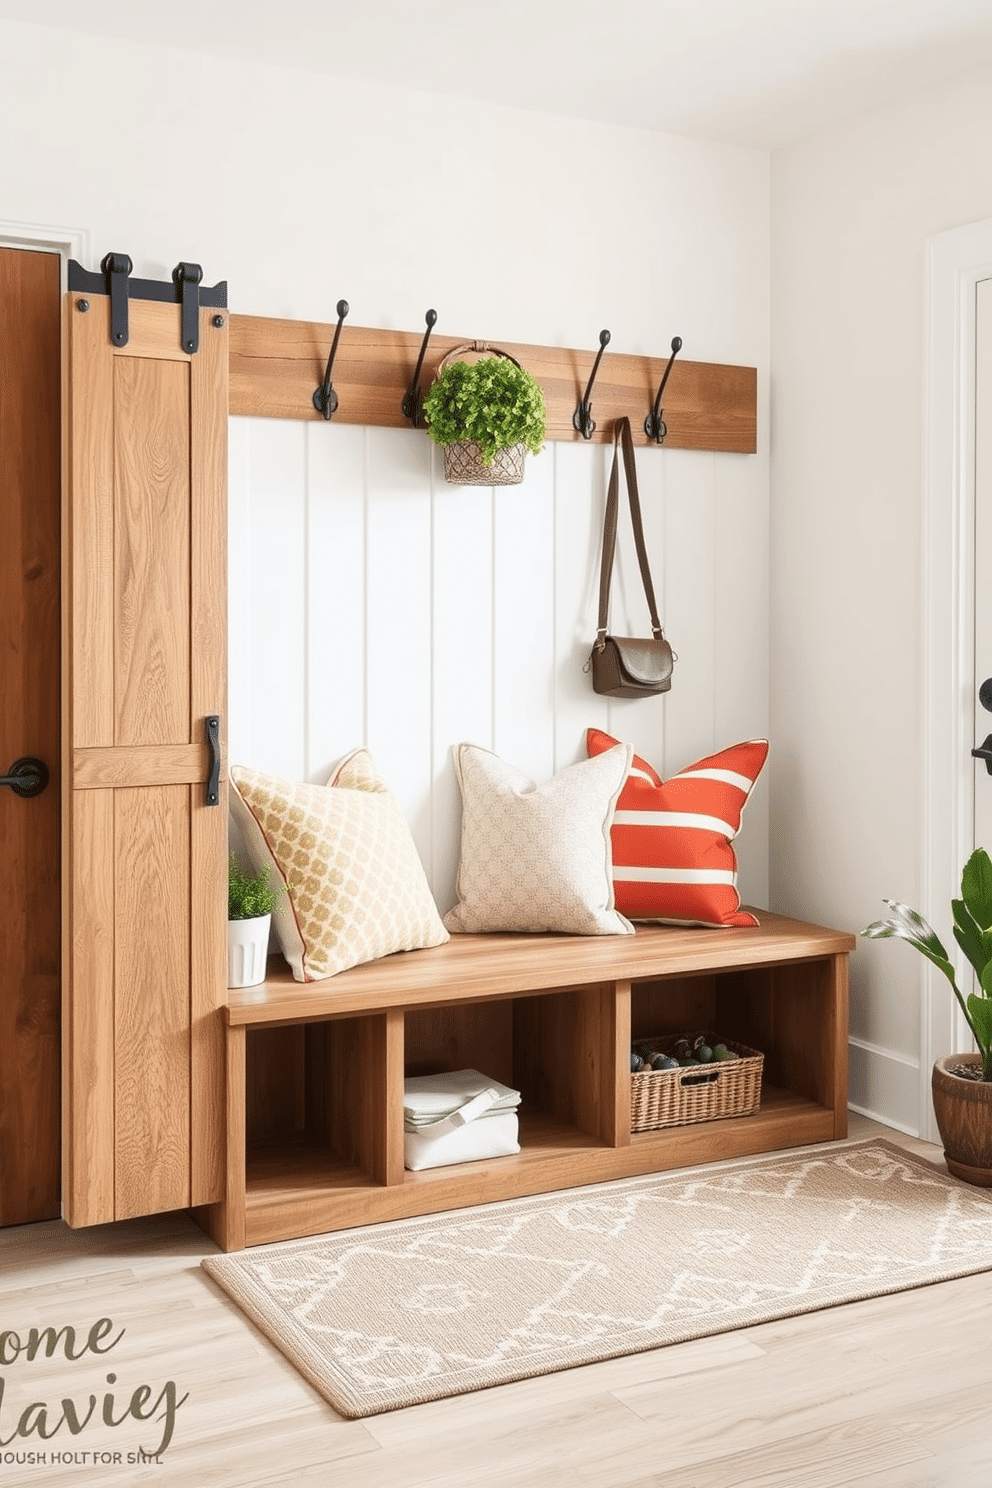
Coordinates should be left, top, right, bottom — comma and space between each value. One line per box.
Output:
229, 751, 448, 982
443, 742, 635, 936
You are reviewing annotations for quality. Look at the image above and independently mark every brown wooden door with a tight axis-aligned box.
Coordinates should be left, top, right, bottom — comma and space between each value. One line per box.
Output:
0, 247, 62, 1227
62, 288, 228, 1226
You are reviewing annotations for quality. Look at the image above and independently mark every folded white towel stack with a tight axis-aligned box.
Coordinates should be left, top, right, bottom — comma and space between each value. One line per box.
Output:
403, 1068, 521, 1171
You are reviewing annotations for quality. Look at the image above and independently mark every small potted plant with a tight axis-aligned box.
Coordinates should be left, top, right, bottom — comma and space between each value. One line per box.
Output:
228, 853, 280, 989
423, 342, 546, 486
863, 846, 992, 1185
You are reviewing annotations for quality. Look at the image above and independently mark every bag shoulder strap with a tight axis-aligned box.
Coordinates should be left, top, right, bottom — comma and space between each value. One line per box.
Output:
596, 416, 664, 643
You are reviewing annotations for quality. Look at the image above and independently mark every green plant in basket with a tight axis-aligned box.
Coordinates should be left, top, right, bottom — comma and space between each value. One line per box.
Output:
423, 355, 546, 467
863, 846, 992, 1081
228, 853, 280, 922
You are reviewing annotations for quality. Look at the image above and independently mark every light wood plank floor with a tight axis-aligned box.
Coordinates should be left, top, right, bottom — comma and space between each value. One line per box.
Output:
1, 1117, 989, 1487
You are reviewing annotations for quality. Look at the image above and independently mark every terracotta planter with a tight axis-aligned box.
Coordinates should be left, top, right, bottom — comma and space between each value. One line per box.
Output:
931, 1054, 992, 1186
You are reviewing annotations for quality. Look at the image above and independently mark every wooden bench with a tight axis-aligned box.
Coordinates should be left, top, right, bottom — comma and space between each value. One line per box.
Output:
197, 911, 854, 1251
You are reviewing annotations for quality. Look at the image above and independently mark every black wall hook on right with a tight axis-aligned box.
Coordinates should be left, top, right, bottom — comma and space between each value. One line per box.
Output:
644, 336, 682, 444
313, 299, 350, 420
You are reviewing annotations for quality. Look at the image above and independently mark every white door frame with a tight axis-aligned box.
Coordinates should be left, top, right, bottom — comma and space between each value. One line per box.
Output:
922, 216, 992, 1140
0, 217, 89, 287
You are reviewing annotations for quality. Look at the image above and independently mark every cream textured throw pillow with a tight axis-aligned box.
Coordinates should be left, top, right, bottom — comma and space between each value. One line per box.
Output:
443, 742, 634, 935
230, 751, 448, 982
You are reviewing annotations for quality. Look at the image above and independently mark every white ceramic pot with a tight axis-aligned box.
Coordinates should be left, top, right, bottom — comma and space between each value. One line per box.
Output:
227, 913, 271, 988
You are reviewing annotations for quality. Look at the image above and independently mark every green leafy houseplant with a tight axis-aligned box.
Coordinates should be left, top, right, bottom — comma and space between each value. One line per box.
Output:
228, 853, 280, 922
422, 355, 547, 467
862, 846, 992, 1081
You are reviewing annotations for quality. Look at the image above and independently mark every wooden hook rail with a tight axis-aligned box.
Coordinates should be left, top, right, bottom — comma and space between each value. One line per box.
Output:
228, 313, 757, 454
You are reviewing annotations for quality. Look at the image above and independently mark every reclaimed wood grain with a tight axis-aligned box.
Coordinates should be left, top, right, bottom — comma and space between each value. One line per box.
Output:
229, 315, 757, 454
113, 353, 191, 746
212, 913, 854, 1249
63, 788, 116, 1226
190, 308, 229, 1209
63, 294, 228, 1228
227, 913, 855, 1027
114, 785, 190, 1219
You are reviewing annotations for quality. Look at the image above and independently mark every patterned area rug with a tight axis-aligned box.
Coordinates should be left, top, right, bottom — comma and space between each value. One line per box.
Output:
201, 1140, 992, 1418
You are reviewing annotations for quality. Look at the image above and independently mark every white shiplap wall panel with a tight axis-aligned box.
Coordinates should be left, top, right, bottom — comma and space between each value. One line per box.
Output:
492, 446, 556, 785
306, 422, 367, 781
227, 417, 253, 773
659, 448, 718, 775
430, 464, 495, 913
365, 428, 434, 866
714, 448, 770, 911
236, 418, 307, 782
228, 420, 770, 910
713, 450, 769, 741
553, 440, 613, 772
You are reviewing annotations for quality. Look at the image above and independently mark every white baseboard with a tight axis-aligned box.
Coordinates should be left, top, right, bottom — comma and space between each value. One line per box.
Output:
847, 1038, 921, 1136
846, 1101, 920, 1137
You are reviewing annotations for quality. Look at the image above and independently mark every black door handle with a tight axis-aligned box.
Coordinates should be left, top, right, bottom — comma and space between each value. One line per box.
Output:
0, 757, 49, 797
973, 735, 992, 775
205, 716, 221, 806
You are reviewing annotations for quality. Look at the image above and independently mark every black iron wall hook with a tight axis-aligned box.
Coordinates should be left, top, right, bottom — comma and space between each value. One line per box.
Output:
573, 329, 611, 440
402, 309, 438, 428
313, 299, 350, 420
644, 336, 683, 444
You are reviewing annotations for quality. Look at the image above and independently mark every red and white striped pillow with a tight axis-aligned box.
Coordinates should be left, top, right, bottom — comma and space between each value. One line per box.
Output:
586, 729, 768, 927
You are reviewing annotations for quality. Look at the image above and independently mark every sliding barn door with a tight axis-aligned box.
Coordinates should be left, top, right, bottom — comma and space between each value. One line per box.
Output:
62, 291, 228, 1225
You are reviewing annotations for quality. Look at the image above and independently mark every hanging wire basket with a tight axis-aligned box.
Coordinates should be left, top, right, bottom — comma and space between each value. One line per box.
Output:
432, 342, 533, 487
442, 438, 526, 486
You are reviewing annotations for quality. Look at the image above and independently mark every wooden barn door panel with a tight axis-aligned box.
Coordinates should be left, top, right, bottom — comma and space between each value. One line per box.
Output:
63, 292, 227, 1226
64, 787, 115, 1223
113, 355, 192, 746
189, 319, 229, 1210
114, 784, 191, 1219
0, 246, 62, 1227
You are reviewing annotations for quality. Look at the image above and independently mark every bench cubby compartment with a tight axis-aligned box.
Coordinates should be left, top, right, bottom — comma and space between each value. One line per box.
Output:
629, 957, 845, 1114
246, 1016, 393, 1189
404, 985, 620, 1165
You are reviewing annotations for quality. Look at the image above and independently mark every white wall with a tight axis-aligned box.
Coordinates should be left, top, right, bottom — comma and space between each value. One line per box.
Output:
0, 19, 770, 909
770, 62, 992, 1131
0, 21, 765, 358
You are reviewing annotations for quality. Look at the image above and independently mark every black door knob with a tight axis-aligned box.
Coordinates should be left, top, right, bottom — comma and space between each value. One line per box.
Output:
0, 757, 49, 797
980, 678, 992, 712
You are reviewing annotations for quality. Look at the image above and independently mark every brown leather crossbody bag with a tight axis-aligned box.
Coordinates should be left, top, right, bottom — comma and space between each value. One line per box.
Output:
588, 416, 675, 698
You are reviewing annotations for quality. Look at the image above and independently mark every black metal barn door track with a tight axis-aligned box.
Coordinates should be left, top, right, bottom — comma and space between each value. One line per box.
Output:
68, 255, 227, 351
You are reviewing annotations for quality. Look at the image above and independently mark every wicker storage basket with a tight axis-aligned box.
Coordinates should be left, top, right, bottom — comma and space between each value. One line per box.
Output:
630, 1033, 763, 1132
443, 438, 526, 487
